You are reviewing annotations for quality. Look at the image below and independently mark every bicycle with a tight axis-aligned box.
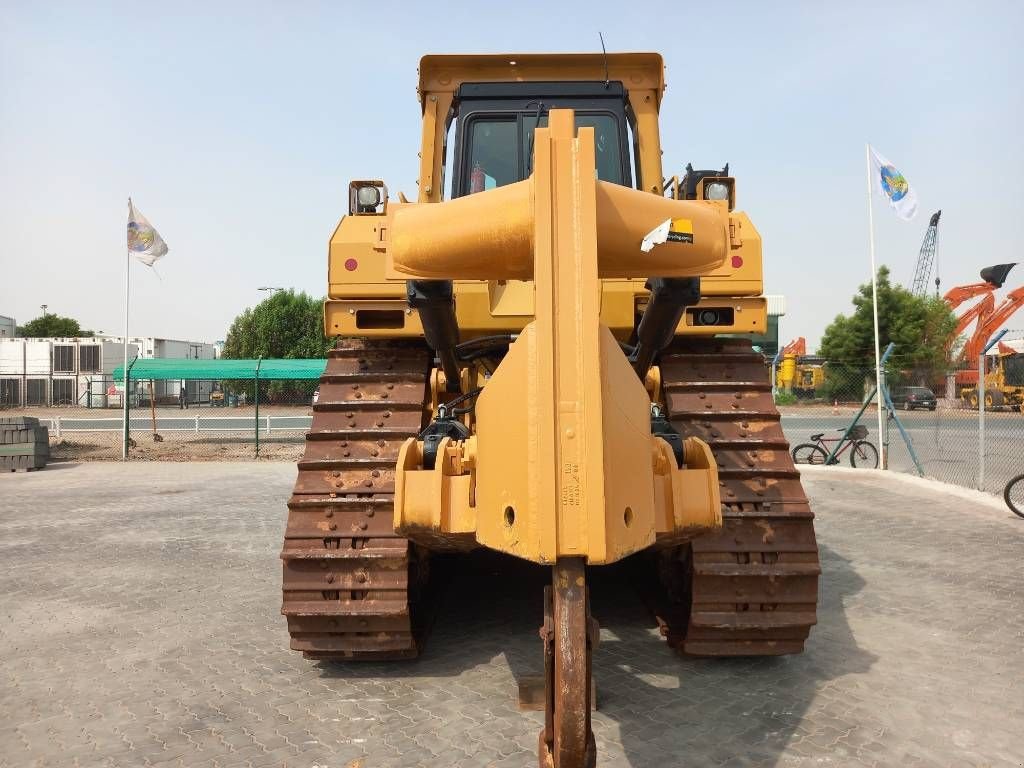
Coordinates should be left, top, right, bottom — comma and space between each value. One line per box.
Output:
791, 424, 879, 469
1005, 474, 1024, 519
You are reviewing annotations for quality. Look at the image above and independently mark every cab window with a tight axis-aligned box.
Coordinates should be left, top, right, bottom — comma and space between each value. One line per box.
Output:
522, 113, 623, 185
467, 120, 517, 192
459, 111, 627, 196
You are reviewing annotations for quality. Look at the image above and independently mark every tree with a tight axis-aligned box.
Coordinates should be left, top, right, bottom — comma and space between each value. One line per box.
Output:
17, 313, 94, 337
818, 266, 957, 398
222, 290, 333, 400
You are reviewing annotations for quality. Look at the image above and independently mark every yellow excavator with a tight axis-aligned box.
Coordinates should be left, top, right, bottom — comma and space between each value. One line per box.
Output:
281, 52, 819, 768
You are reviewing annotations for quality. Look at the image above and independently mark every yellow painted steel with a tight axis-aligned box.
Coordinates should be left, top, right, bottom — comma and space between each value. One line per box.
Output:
392, 110, 722, 564
325, 52, 766, 338
386, 178, 731, 281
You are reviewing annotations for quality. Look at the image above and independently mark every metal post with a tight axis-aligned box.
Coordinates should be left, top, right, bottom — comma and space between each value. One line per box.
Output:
865, 144, 887, 469
978, 351, 985, 490
124, 356, 137, 459
880, 360, 890, 469
770, 350, 781, 401
122, 244, 131, 461
148, 379, 157, 438
254, 358, 262, 458
978, 329, 1008, 491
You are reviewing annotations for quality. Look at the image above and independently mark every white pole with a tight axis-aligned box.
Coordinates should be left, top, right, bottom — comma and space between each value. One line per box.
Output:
123, 249, 131, 460
978, 351, 985, 490
123, 199, 131, 461
865, 144, 886, 468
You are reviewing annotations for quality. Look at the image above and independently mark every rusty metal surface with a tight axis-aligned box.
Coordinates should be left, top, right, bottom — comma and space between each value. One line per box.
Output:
540, 558, 597, 768
659, 337, 820, 657
280, 339, 432, 660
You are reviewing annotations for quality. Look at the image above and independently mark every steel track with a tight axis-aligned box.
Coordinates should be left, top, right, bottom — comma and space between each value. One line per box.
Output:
281, 339, 433, 660
658, 337, 820, 656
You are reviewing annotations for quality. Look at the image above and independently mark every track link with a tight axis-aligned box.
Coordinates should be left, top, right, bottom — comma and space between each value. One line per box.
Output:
658, 337, 820, 656
281, 339, 433, 660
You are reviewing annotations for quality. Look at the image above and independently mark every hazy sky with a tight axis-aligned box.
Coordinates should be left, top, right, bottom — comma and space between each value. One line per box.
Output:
2, 1, 1022, 350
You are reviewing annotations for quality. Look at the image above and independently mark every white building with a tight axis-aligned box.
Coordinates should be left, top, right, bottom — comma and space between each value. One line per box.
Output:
0, 315, 15, 339
0, 336, 217, 408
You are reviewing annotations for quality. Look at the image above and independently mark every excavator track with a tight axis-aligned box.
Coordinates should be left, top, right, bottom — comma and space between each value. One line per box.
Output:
281, 339, 433, 660
658, 337, 820, 656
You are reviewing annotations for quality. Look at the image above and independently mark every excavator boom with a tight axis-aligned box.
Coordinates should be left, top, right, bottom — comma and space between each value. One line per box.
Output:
963, 286, 1024, 360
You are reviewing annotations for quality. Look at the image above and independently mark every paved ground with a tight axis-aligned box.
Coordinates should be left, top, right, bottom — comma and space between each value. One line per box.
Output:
1, 463, 1022, 768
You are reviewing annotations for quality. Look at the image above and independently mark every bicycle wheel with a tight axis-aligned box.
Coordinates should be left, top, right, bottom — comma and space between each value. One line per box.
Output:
849, 440, 879, 469
792, 443, 828, 465
1005, 474, 1024, 519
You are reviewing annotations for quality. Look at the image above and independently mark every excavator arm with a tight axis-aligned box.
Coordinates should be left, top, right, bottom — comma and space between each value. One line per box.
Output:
963, 286, 1024, 360
953, 293, 995, 338
944, 283, 995, 312
943, 264, 1017, 312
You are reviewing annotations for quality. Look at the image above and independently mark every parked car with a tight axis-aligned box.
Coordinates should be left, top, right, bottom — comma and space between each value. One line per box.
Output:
891, 386, 937, 411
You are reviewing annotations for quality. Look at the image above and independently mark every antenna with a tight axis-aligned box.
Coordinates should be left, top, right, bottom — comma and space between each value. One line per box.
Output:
598, 32, 610, 88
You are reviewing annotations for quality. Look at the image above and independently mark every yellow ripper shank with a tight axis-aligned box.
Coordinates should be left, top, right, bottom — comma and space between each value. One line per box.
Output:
391, 109, 731, 565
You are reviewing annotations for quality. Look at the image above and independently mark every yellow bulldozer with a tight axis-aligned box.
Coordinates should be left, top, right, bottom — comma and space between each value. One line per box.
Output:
281, 52, 819, 768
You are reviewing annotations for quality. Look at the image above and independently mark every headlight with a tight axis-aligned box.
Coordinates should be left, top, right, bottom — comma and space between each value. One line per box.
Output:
698, 309, 721, 325
357, 186, 381, 208
704, 182, 730, 201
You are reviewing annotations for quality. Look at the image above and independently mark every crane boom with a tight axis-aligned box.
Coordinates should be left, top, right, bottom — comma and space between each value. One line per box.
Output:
910, 210, 941, 296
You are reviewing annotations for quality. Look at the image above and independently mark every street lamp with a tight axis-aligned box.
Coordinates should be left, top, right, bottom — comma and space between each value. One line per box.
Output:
257, 287, 284, 294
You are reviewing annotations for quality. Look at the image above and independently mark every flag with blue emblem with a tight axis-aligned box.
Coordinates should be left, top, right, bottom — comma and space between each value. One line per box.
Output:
869, 147, 918, 221
127, 199, 169, 266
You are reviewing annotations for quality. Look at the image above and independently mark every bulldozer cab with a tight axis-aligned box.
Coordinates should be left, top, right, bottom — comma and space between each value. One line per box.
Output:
416, 53, 668, 203
447, 81, 635, 197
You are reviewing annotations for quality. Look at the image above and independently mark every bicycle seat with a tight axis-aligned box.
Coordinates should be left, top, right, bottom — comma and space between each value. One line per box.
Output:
810, 433, 824, 441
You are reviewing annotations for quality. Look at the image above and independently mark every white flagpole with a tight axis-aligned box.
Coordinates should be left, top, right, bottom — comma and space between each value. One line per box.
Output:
123, 199, 131, 461
865, 145, 886, 468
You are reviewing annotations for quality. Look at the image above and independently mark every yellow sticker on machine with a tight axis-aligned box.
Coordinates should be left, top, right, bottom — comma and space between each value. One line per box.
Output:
667, 218, 694, 244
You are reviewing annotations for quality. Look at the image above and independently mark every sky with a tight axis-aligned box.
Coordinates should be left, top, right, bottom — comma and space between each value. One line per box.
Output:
2, 1, 1022, 351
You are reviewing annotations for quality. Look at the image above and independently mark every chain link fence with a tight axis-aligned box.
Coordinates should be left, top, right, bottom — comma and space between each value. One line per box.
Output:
777, 354, 1024, 495
4, 354, 1023, 498
1, 376, 315, 461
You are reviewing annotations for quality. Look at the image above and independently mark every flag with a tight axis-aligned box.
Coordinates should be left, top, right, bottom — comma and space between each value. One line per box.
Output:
127, 199, 169, 266
869, 146, 918, 221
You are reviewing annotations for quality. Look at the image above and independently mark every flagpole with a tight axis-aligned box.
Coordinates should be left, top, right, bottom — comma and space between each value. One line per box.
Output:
865, 145, 886, 469
123, 199, 131, 461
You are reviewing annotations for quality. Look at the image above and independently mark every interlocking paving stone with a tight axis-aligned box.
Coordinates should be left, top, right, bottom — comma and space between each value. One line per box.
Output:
1, 462, 1022, 767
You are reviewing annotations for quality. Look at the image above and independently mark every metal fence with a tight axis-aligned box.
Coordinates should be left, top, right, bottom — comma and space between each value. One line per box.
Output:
776, 359, 1023, 495
3, 363, 1022, 498
1, 377, 315, 461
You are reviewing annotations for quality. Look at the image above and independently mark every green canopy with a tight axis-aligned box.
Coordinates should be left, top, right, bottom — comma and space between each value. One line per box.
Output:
113, 358, 326, 381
